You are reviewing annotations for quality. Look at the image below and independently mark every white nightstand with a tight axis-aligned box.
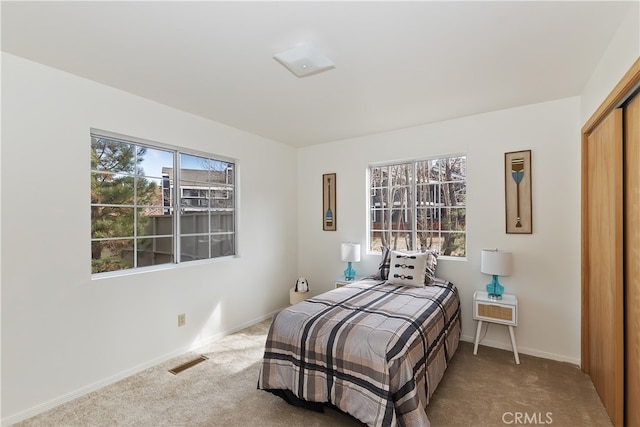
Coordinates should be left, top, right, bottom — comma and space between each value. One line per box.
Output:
473, 290, 520, 364
335, 277, 364, 288
289, 287, 310, 305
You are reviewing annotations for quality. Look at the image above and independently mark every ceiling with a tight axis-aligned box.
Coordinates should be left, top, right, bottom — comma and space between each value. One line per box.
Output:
1, 1, 634, 147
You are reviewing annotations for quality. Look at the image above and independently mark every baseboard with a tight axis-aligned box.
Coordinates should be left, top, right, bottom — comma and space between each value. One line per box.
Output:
1, 309, 281, 427
460, 334, 581, 366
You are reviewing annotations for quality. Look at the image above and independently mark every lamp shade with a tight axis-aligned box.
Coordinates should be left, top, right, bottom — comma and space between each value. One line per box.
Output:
481, 249, 513, 276
341, 243, 361, 263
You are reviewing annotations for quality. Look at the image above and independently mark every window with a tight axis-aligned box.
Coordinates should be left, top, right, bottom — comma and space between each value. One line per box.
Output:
91, 132, 235, 274
369, 156, 466, 257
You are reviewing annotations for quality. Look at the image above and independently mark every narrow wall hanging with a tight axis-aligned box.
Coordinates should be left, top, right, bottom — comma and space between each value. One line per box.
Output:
505, 150, 532, 234
323, 173, 337, 231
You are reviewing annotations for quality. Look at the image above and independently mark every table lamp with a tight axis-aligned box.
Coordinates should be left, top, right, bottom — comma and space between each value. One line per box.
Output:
481, 248, 513, 300
341, 243, 361, 281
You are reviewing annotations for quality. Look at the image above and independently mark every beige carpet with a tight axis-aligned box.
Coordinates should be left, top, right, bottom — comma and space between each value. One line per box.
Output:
14, 319, 611, 427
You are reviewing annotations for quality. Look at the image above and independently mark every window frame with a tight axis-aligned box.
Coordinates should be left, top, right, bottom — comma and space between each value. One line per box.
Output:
367, 154, 467, 259
90, 129, 237, 278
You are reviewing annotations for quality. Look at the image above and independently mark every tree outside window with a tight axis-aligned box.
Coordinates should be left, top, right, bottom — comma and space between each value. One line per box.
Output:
369, 156, 466, 257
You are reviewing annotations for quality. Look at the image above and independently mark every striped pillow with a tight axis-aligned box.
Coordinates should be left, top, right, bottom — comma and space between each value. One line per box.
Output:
424, 249, 438, 285
386, 251, 428, 287
371, 246, 392, 280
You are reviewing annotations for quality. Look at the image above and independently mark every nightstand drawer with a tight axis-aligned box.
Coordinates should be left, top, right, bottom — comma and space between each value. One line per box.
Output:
477, 303, 515, 323
473, 291, 518, 326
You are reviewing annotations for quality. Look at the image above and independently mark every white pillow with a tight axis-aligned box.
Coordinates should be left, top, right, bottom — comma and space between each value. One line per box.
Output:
386, 251, 428, 287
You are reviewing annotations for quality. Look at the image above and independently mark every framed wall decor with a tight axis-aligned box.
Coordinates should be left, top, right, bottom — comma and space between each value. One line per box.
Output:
323, 173, 337, 231
505, 150, 532, 234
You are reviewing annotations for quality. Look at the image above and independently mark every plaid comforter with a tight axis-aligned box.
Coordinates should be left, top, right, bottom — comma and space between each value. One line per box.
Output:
258, 278, 461, 427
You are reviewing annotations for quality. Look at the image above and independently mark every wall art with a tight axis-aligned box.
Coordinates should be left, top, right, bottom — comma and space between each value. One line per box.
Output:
505, 150, 532, 234
323, 173, 336, 231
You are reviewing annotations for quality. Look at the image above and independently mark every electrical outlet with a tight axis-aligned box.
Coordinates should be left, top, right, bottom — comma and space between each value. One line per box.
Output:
178, 313, 186, 327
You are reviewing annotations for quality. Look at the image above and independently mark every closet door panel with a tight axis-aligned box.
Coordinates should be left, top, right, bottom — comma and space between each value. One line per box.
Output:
586, 108, 624, 426
625, 94, 640, 427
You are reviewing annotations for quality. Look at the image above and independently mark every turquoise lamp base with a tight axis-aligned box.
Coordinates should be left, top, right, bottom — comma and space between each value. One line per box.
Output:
485, 275, 504, 300
344, 262, 356, 281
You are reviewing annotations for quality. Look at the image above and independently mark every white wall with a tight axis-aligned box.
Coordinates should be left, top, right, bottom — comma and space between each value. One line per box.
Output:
297, 97, 582, 364
3, 4, 638, 420
581, 1, 640, 125
1, 53, 298, 424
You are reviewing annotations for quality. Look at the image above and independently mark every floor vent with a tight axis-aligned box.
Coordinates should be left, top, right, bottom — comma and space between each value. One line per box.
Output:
169, 355, 208, 375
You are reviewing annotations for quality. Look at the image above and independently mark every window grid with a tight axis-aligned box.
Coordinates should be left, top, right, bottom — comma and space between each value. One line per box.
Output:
369, 156, 466, 257
91, 133, 236, 275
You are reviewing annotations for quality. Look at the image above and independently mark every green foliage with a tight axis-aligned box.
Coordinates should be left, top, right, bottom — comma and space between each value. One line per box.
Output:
91, 255, 132, 273
91, 137, 160, 273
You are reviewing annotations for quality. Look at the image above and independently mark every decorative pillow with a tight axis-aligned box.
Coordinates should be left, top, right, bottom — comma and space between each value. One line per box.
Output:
424, 249, 438, 285
386, 251, 428, 287
369, 246, 391, 280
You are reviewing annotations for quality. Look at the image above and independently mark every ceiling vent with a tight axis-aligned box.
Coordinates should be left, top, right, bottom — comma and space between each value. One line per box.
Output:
273, 42, 335, 78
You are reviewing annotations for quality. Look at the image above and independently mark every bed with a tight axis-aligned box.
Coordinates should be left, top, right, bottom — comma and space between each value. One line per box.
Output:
257, 276, 461, 427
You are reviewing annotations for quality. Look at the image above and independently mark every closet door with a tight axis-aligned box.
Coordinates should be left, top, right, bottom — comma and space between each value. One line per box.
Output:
625, 94, 640, 427
585, 108, 624, 426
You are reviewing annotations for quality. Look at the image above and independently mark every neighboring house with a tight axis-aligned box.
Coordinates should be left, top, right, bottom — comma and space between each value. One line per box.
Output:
159, 167, 235, 260
160, 167, 234, 214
